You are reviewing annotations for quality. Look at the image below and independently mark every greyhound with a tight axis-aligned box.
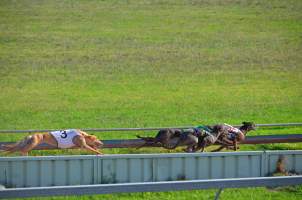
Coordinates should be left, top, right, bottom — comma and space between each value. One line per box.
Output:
211, 122, 256, 152
1, 129, 103, 156
137, 128, 201, 152
138, 122, 256, 153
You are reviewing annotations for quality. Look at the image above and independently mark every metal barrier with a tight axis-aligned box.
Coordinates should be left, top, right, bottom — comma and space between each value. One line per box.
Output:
0, 123, 301, 134
1, 176, 302, 199
1, 151, 301, 188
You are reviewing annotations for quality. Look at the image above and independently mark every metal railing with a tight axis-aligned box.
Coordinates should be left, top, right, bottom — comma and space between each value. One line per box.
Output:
0, 123, 301, 134
1, 176, 302, 199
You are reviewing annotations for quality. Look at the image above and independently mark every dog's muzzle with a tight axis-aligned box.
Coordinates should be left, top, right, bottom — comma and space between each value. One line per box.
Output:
95, 140, 104, 148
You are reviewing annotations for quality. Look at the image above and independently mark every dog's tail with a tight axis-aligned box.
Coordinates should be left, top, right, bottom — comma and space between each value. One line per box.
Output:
136, 135, 157, 143
136, 135, 157, 149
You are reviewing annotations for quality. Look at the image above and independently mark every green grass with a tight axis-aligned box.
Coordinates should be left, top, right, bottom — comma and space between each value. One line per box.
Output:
0, 0, 302, 199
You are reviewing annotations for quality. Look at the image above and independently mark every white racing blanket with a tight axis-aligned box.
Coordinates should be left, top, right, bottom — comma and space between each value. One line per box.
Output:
50, 129, 80, 149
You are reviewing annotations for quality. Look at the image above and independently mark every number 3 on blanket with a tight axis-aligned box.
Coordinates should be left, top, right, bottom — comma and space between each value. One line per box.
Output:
60, 131, 67, 139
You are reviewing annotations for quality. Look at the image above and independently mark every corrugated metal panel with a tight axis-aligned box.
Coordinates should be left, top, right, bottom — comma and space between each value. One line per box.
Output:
266, 151, 302, 175
0, 151, 301, 188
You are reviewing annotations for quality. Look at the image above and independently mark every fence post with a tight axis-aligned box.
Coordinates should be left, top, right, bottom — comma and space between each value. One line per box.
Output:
261, 151, 268, 176
93, 157, 98, 184
214, 188, 223, 200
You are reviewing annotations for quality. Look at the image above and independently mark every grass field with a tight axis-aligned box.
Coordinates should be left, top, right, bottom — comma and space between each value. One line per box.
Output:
0, 0, 302, 199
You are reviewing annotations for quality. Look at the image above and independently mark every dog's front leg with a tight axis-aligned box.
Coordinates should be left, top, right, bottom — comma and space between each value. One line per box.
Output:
20, 151, 28, 156
233, 140, 237, 151
83, 144, 103, 155
84, 145, 103, 155
77, 137, 103, 155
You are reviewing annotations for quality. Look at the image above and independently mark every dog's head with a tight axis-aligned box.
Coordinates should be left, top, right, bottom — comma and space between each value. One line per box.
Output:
85, 135, 103, 148
240, 122, 256, 132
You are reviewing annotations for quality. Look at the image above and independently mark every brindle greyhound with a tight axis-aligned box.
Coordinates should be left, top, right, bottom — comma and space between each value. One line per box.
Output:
137, 128, 200, 152
137, 125, 221, 152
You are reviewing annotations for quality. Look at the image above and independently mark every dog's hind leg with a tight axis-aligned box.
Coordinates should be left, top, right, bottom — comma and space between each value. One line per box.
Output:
1, 142, 22, 155
211, 145, 226, 152
19, 135, 43, 156
1, 143, 16, 150
163, 137, 182, 149
181, 134, 199, 153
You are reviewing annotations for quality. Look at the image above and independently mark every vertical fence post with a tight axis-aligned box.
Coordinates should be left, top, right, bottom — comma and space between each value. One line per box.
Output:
261, 151, 268, 176
214, 188, 223, 200
98, 157, 103, 184
152, 158, 157, 182
93, 156, 98, 184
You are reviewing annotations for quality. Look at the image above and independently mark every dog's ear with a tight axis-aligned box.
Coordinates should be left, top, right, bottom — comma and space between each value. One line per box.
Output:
86, 135, 97, 140
242, 121, 256, 130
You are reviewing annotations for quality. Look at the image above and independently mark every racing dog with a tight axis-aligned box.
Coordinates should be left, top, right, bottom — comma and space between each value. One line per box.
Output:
137, 128, 197, 151
137, 128, 183, 149
189, 125, 226, 152
1, 129, 103, 156
137, 128, 205, 152
138, 122, 255, 153
211, 122, 256, 152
